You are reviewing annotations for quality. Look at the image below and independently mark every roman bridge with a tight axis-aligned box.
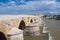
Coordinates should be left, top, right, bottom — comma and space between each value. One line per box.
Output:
0, 14, 43, 40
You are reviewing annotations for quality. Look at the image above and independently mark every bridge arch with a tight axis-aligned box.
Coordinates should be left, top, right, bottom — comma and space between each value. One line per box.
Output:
0, 32, 7, 40
19, 20, 26, 30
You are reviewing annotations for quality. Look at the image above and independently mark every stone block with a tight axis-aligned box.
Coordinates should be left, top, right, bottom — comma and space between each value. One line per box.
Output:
7, 27, 24, 40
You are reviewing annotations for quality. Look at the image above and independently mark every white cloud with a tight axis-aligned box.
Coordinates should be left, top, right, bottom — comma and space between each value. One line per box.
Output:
8, 1, 16, 4
0, 0, 60, 15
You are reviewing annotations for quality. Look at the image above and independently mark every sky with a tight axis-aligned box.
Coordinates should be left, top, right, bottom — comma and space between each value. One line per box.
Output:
0, 0, 60, 15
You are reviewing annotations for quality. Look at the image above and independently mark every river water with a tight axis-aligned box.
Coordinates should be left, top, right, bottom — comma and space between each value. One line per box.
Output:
44, 18, 60, 40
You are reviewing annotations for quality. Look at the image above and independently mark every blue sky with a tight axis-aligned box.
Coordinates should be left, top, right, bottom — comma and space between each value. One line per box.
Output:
0, 0, 60, 15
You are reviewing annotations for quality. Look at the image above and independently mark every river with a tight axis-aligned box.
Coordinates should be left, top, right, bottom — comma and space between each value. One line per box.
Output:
44, 18, 60, 40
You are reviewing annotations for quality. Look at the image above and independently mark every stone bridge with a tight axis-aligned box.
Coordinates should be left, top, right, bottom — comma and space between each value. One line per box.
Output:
0, 14, 43, 40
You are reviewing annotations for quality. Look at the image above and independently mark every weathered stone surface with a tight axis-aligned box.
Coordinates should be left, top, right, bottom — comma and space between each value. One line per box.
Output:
7, 27, 23, 40
24, 26, 40, 36
8, 34, 23, 40
0, 14, 43, 39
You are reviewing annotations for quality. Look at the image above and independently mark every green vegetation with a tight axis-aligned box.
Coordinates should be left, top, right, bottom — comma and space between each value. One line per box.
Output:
55, 15, 60, 20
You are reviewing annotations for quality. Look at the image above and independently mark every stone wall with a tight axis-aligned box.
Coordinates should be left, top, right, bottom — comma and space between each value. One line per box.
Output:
0, 15, 43, 39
